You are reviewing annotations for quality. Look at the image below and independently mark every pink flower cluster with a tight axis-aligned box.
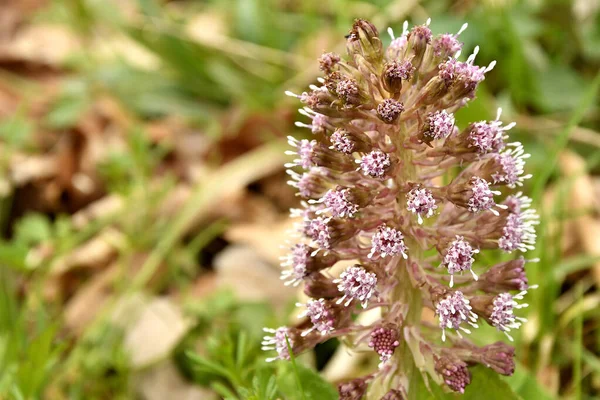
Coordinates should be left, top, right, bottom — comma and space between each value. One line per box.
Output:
264, 19, 538, 397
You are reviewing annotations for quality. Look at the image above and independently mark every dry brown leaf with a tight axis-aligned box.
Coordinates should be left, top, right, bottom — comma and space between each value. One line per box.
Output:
113, 296, 191, 368
49, 227, 125, 275
63, 264, 118, 334
0, 24, 79, 66
559, 151, 600, 285
134, 361, 216, 400
213, 244, 295, 307
225, 218, 293, 265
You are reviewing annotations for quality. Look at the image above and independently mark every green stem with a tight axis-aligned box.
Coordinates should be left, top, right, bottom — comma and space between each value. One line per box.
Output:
368, 121, 423, 398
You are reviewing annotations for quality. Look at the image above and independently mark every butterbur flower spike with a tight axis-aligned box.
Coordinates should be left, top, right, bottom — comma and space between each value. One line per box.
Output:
265, 18, 538, 396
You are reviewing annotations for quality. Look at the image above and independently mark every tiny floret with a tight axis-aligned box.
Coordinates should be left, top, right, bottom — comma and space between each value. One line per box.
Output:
317, 188, 360, 218
298, 298, 336, 336
377, 99, 405, 123
334, 265, 378, 307
280, 243, 311, 286
369, 224, 408, 259
467, 177, 497, 213
262, 327, 293, 362
436, 291, 478, 341
490, 292, 528, 341
442, 236, 479, 287
359, 150, 391, 179
406, 187, 437, 224
424, 110, 455, 140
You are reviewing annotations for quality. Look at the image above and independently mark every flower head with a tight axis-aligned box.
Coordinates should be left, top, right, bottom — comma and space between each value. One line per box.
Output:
369, 224, 408, 259
298, 298, 337, 336
467, 177, 497, 213
406, 187, 437, 224
442, 236, 479, 287
319, 52, 340, 73
334, 265, 378, 307
436, 291, 478, 341
330, 129, 356, 154
285, 137, 316, 169
377, 99, 405, 123
262, 327, 295, 362
358, 150, 391, 179
489, 292, 528, 340
498, 195, 539, 252
423, 110, 455, 141
432, 33, 463, 57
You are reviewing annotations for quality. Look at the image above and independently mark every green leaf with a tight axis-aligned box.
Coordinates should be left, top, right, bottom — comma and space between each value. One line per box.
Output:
44, 81, 91, 129
13, 213, 52, 246
277, 362, 337, 400
505, 363, 554, 400
534, 64, 587, 112
463, 366, 521, 400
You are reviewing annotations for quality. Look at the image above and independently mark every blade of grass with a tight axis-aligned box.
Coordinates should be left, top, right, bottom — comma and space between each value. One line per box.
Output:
531, 71, 600, 203
285, 335, 307, 400
573, 283, 583, 400
132, 141, 286, 289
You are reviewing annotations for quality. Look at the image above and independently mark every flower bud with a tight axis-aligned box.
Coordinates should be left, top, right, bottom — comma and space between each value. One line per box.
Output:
383, 60, 415, 95
406, 24, 432, 70
346, 19, 383, 64
369, 324, 400, 364
381, 389, 405, 400
478, 257, 529, 292
434, 354, 471, 393
476, 342, 516, 376
338, 377, 368, 400
319, 52, 341, 74
416, 75, 450, 106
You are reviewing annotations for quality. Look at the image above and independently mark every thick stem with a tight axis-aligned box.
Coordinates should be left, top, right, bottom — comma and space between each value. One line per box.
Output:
367, 121, 424, 398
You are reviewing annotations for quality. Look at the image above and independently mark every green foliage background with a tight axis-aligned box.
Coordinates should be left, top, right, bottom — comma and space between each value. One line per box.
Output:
0, 0, 599, 399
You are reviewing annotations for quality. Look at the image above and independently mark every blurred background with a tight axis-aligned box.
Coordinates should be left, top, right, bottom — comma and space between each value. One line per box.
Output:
0, 0, 599, 398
